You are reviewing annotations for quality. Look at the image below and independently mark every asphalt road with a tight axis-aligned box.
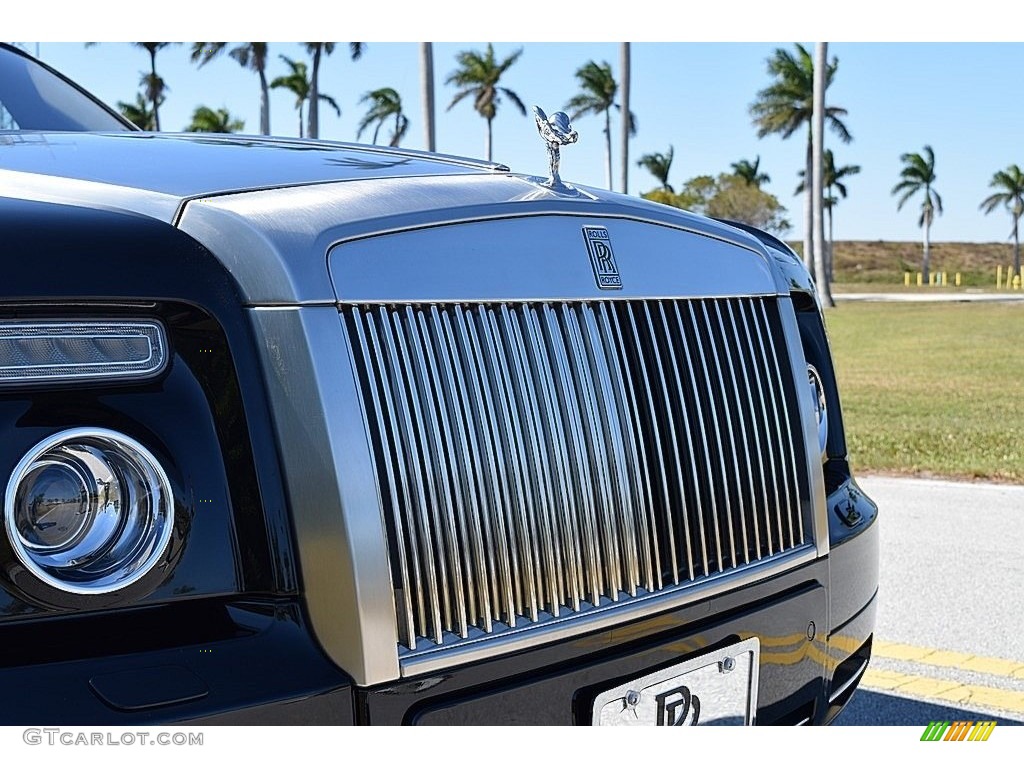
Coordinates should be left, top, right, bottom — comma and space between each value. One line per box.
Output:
833, 476, 1024, 725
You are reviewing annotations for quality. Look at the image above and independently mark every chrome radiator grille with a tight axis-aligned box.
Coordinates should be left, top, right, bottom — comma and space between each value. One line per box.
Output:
342, 297, 810, 652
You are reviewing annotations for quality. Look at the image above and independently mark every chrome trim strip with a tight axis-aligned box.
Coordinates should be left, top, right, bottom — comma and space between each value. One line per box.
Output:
484, 308, 539, 621
544, 303, 605, 605
349, 309, 416, 648
686, 301, 730, 572
624, 304, 675, 586
583, 304, 639, 596
400, 545, 817, 678
458, 304, 517, 628
713, 302, 753, 565
669, 302, 715, 576
725, 302, 765, 561
599, 303, 658, 593
435, 307, 494, 632
738, 301, 783, 556
640, 303, 683, 582
403, 305, 462, 638
829, 657, 870, 703
522, 306, 581, 613
379, 306, 445, 644
753, 299, 799, 551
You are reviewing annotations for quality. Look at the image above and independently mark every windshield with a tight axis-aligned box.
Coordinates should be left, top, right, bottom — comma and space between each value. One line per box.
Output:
0, 45, 131, 132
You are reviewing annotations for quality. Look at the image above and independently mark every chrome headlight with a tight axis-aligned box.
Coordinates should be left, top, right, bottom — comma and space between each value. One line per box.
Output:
4, 428, 174, 594
807, 364, 828, 459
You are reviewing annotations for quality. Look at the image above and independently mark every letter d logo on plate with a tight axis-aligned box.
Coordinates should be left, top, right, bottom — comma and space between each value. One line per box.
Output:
583, 226, 622, 290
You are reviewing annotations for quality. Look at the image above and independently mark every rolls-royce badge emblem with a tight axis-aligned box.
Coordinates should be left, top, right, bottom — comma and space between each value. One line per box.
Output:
533, 105, 578, 190
583, 226, 622, 290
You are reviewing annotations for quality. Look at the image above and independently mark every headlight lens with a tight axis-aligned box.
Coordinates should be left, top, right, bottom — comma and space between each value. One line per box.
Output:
807, 364, 828, 459
5, 429, 173, 594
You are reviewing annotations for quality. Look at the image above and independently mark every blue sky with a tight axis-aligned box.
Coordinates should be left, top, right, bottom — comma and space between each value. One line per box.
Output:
13, 38, 1024, 244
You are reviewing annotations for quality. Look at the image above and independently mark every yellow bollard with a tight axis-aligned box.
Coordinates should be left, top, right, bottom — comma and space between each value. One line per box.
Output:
917, 272, 923, 286
1015, 275, 1021, 290
955, 272, 962, 287
904, 272, 911, 286
998, 265, 1003, 289
942, 272, 947, 286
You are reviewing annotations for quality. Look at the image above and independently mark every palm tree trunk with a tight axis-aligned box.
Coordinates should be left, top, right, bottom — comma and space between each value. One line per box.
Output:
827, 203, 835, 283
604, 108, 612, 191
923, 218, 931, 283
812, 42, 833, 308
149, 48, 160, 131
1014, 215, 1021, 278
258, 68, 270, 135
298, 103, 304, 139
804, 136, 814, 275
485, 116, 492, 161
619, 42, 630, 194
308, 44, 321, 139
420, 43, 435, 152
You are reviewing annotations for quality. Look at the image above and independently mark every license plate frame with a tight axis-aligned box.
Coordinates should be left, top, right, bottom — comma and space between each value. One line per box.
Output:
592, 637, 760, 726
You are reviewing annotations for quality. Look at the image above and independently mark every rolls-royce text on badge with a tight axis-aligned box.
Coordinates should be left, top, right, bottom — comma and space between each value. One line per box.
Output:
583, 226, 622, 289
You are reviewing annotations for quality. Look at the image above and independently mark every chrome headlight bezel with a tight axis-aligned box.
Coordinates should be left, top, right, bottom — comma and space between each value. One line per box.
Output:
4, 428, 175, 595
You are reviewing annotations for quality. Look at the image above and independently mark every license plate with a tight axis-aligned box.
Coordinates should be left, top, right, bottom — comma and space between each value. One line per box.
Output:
592, 638, 759, 726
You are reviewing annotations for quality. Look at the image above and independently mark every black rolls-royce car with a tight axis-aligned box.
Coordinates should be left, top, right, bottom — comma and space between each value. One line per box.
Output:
0, 42, 877, 725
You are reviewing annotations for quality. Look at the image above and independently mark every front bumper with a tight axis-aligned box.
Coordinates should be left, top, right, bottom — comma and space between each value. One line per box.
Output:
0, 486, 876, 726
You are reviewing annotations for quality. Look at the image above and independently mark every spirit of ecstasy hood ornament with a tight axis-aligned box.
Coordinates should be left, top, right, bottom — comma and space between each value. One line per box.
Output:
533, 105, 578, 190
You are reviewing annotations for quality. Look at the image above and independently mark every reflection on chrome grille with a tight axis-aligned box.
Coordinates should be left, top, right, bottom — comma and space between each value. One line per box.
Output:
343, 298, 809, 652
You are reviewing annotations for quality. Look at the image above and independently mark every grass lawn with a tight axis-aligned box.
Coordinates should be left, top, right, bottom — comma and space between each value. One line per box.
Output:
824, 301, 1024, 483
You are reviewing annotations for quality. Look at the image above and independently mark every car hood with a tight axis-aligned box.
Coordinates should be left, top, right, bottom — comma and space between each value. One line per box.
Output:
0, 131, 787, 306
0, 131, 506, 221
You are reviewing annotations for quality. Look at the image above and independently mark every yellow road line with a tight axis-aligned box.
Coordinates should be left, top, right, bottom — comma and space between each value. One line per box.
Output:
862, 668, 1024, 714
873, 640, 1024, 679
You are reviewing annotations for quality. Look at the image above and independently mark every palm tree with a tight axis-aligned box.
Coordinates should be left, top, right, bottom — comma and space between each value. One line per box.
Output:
892, 145, 943, 283
186, 106, 244, 133
446, 43, 527, 162
797, 150, 861, 280
636, 146, 674, 192
731, 156, 771, 188
117, 93, 156, 130
357, 88, 409, 146
980, 164, 1024, 279
420, 43, 435, 151
565, 60, 637, 191
270, 55, 340, 139
305, 42, 363, 140
620, 42, 631, 194
811, 42, 833, 308
750, 44, 852, 272
133, 43, 175, 131
191, 43, 270, 135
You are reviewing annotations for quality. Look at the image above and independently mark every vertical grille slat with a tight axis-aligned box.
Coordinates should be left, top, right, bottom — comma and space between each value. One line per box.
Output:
599, 303, 659, 593
344, 298, 811, 652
